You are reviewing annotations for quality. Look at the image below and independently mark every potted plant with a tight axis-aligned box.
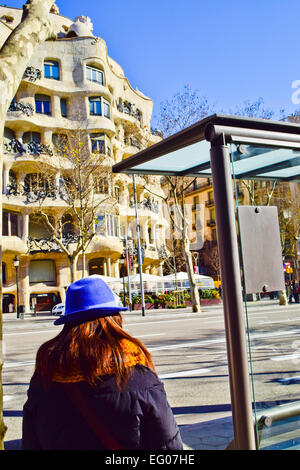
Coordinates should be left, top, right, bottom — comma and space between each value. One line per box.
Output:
145, 294, 155, 309
199, 289, 221, 305
132, 295, 141, 310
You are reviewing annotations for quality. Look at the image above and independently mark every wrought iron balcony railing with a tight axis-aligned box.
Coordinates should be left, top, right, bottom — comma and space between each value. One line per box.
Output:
4, 138, 53, 156
8, 101, 34, 116
23, 66, 42, 82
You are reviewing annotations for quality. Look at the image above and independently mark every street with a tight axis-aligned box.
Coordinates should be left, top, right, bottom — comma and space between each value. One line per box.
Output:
2, 299, 300, 448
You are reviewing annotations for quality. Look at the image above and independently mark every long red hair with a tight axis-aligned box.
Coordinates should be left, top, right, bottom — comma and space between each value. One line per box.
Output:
35, 314, 155, 390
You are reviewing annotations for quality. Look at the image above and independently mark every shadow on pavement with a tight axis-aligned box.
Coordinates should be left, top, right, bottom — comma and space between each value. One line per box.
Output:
4, 439, 22, 450
172, 404, 232, 415
178, 416, 233, 450
3, 410, 23, 417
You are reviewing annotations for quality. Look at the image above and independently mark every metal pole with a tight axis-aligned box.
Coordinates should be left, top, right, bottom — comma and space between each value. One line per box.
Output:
132, 174, 145, 316
15, 266, 20, 319
209, 138, 256, 450
122, 275, 126, 306
125, 235, 132, 312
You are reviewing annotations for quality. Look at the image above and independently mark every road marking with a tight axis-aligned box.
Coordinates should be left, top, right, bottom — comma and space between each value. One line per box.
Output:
148, 329, 300, 352
149, 339, 225, 352
3, 395, 14, 402
259, 318, 300, 325
3, 360, 35, 369
271, 354, 300, 362
137, 333, 165, 338
159, 368, 211, 379
4, 329, 57, 336
126, 317, 206, 327
4, 330, 165, 340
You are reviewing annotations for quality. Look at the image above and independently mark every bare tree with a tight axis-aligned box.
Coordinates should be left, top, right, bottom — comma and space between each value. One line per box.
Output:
25, 129, 116, 283
155, 85, 214, 312
158, 84, 212, 137
145, 174, 202, 311
0, 0, 57, 448
274, 183, 300, 272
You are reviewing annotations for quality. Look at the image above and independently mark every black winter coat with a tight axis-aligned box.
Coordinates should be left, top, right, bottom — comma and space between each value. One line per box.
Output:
22, 365, 183, 450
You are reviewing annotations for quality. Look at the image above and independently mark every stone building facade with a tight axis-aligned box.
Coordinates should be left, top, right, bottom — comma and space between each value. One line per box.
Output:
0, 5, 167, 314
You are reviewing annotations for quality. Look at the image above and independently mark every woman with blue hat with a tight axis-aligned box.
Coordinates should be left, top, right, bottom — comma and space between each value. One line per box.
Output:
22, 276, 182, 450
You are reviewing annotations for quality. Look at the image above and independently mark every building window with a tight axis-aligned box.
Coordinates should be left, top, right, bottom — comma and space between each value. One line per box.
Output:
60, 98, 67, 117
95, 214, 120, 237
88, 258, 105, 276
62, 214, 75, 237
44, 60, 59, 80
24, 173, 54, 196
35, 94, 51, 115
4, 127, 15, 143
86, 65, 104, 85
90, 133, 111, 155
2, 263, 7, 286
2, 211, 22, 237
89, 96, 101, 116
7, 170, 17, 195
103, 99, 110, 118
23, 131, 41, 144
95, 215, 106, 235
29, 214, 54, 238
3, 127, 16, 153
52, 133, 68, 152
114, 185, 121, 203
95, 177, 110, 195
148, 226, 154, 244
29, 260, 56, 284
89, 96, 110, 118
106, 214, 120, 237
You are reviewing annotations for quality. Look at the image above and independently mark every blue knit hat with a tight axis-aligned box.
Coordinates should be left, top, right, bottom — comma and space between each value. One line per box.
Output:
54, 276, 127, 326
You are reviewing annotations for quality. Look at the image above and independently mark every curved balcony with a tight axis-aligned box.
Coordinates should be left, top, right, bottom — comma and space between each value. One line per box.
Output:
85, 116, 115, 137
113, 107, 142, 130
123, 198, 161, 220
143, 245, 159, 262
2, 236, 27, 254
86, 235, 123, 255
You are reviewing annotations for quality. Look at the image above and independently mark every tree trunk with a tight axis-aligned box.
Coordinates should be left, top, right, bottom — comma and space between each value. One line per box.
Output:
278, 289, 288, 305
182, 232, 201, 312
70, 254, 79, 284
82, 249, 86, 278
0, 0, 56, 449
179, 180, 201, 313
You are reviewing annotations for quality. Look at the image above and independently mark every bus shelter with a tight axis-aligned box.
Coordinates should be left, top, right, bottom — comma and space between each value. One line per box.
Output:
112, 114, 300, 450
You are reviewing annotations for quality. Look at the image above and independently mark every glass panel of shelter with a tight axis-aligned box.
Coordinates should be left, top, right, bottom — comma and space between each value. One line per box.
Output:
111, 116, 300, 450
229, 143, 300, 450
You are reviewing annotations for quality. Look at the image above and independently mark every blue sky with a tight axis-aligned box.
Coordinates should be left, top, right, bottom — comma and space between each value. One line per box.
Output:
5, 0, 300, 126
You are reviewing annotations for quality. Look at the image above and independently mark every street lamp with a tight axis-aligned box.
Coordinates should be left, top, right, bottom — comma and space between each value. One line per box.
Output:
13, 255, 21, 319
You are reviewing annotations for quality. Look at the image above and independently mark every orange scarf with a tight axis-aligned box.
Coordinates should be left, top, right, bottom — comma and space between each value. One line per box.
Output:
52, 339, 147, 383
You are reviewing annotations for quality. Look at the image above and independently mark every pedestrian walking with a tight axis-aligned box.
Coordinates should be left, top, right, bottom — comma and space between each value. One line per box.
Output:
287, 280, 294, 303
22, 276, 183, 450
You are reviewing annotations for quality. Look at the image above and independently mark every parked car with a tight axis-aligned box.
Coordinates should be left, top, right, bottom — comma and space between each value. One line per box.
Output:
51, 294, 122, 317
51, 303, 65, 316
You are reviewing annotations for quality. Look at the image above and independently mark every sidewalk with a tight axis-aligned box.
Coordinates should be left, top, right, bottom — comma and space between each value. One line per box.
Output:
4, 418, 234, 451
